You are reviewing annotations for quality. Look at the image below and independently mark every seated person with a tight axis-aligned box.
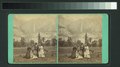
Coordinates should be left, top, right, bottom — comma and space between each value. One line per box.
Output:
75, 49, 83, 59
70, 47, 77, 59
25, 47, 38, 59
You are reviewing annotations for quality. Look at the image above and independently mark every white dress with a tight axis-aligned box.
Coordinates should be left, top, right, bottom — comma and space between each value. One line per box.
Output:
30, 50, 38, 59
84, 46, 91, 58
38, 46, 45, 57
75, 51, 83, 59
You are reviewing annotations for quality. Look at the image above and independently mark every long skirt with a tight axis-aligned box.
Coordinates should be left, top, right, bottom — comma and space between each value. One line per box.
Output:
75, 51, 83, 59
25, 50, 38, 59
38, 50, 45, 57
84, 50, 90, 58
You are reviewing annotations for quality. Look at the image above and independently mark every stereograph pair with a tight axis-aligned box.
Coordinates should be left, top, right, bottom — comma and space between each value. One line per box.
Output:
8, 14, 108, 64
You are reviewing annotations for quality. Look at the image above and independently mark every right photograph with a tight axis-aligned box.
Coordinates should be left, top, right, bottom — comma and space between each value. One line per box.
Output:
58, 14, 102, 64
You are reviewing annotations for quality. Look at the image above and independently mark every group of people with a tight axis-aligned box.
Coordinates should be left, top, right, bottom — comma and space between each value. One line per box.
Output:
69, 33, 92, 59
70, 43, 91, 59
24, 43, 46, 59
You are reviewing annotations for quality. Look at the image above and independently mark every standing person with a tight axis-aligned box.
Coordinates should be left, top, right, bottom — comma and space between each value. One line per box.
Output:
37, 45, 45, 58
75, 40, 83, 59
84, 45, 91, 59
33, 43, 39, 57
80, 43, 85, 58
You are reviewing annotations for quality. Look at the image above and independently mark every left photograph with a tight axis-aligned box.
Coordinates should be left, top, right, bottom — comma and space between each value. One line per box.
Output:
8, 14, 57, 64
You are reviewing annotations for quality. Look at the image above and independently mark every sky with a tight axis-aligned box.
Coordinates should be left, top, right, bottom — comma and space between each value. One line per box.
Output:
14, 14, 56, 41
58, 14, 102, 40
13, 14, 102, 42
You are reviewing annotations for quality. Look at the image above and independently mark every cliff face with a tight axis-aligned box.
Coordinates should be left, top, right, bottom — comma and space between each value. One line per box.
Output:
13, 14, 102, 43
58, 14, 102, 43
13, 14, 56, 42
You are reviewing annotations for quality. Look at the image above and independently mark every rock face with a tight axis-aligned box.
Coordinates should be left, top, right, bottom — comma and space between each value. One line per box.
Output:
58, 14, 102, 43
13, 14, 102, 43
13, 14, 56, 42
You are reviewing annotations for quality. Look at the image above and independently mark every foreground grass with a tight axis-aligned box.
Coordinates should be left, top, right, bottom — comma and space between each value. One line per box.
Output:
59, 47, 102, 64
14, 46, 56, 63
14, 46, 102, 64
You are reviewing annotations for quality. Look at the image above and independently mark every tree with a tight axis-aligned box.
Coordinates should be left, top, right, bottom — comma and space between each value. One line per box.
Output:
85, 33, 88, 44
21, 37, 26, 46
67, 37, 73, 46
38, 33, 41, 44
14, 40, 21, 47
52, 38, 57, 46
30, 40, 34, 46
98, 39, 102, 47
77, 40, 82, 47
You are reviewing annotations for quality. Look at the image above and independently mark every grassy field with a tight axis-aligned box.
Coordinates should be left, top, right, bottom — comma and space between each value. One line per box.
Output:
14, 46, 56, 63
14, 46, 102, 64
58, 47, 102, 64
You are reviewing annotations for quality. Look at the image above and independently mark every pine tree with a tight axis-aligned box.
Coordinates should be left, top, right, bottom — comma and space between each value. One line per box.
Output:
38, 33, 41, 44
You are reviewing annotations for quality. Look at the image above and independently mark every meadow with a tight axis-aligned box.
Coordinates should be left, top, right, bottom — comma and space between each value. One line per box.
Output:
14, 46, 101, 64
14, 46, 56, 64
58, 47, 102, 64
